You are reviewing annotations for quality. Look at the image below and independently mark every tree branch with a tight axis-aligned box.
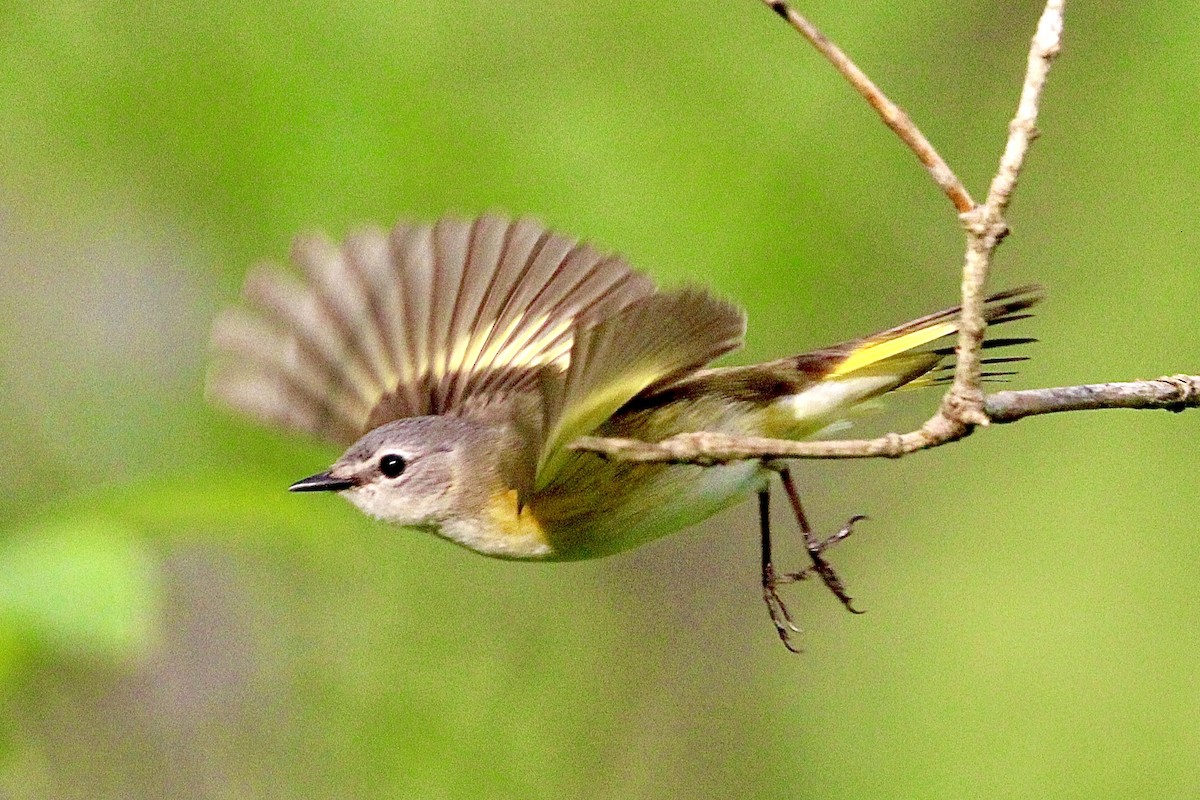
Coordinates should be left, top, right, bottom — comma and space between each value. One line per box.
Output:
572, 376, 1200, 465
948, 0, 1064, 429
760, 0, 975, 213
761, 0, 1063, 439
572, 2, 1193, 470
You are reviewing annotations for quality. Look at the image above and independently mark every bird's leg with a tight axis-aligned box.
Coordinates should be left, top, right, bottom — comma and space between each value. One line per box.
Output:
759, 487, 802, 653
774, 466, 866, 615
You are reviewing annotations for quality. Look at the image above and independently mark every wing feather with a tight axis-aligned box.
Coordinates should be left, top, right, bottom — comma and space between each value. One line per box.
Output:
240, 264, 377, 409
208, 214, 659, 444
534, 288, 746, 490
292, 231, 397, 401
341, 226, 400, 389
443, 215, 511, 408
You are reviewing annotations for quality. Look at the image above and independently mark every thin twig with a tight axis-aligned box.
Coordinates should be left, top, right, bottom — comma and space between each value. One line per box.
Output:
986, 2, 1064, 218
759, 0, 975, 213
572, 376, 1200, 465
948, 0, 1065, 429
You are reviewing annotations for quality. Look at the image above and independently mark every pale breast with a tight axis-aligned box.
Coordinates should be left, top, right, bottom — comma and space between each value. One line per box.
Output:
438, 490, 554, 560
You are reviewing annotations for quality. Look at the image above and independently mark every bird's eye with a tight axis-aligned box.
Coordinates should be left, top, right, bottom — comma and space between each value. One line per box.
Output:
379, 453, 407, 478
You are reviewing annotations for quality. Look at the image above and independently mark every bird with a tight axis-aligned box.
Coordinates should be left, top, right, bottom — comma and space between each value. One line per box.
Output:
207, 213, 1039, 650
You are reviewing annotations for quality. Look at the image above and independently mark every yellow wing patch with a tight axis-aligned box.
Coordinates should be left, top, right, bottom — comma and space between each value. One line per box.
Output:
534, 289, 745, 492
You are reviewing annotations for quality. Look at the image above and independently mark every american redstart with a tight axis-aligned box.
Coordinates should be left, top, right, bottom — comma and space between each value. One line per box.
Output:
208, 214, 1038, 649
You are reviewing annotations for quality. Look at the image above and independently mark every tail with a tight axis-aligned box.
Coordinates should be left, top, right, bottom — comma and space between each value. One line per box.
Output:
770, 284, 1043, 434
824, 283, 1042, 384
622, 285, 1042, 437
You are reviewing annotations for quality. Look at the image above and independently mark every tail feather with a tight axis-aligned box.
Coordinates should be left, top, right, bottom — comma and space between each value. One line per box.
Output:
618, 285, 1042, 432
930, 336, 1037, 357
828, 284, 1042, 379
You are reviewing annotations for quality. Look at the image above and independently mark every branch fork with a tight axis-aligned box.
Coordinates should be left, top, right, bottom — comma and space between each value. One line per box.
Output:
573, 0, 1198, 468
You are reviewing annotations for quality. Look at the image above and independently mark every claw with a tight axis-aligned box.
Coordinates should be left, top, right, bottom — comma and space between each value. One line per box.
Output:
813, 514, 868, 555
763, 565, 801, 623
807, 551, 864, 615
773, 468, 871, 614
779, 514, 869, 615
759, 489, 803, 653
763, 583, 803, 652
803, 515, 869, 614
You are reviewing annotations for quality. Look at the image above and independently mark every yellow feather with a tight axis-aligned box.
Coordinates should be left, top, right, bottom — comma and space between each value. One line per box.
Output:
828, 320, 958, 377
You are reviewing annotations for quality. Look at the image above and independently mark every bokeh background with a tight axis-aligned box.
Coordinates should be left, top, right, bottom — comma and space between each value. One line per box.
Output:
1, 1, 1198, 797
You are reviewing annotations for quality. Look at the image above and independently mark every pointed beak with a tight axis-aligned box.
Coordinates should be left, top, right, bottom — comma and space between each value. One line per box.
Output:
288, 471, 357, 493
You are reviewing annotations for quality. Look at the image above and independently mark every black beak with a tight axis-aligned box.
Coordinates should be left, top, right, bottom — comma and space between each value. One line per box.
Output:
288, 471, 356, 493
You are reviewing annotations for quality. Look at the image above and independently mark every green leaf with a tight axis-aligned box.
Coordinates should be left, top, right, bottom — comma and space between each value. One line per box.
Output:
0, 518, 160, 662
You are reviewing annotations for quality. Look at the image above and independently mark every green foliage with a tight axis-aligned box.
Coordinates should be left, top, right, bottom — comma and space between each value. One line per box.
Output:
0, 519, 158, 664
0, 1, 1198, 798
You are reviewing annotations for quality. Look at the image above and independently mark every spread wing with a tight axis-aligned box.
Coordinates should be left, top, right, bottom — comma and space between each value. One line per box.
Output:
533, 288, 745, 491
208, 214, 657, 444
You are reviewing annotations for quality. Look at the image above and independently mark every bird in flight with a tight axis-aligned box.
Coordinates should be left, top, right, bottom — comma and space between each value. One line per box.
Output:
208, 214, 1038, 650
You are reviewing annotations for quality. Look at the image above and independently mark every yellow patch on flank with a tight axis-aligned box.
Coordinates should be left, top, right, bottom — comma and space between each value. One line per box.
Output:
829, 321, 958, 377
484, 489, 553, 554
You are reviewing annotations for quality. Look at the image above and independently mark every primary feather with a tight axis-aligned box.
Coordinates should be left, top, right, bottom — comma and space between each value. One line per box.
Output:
207, 214, 659, 444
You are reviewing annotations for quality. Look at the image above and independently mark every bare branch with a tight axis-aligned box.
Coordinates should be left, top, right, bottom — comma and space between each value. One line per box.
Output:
986, 1, 1065, 216
948, 0, 1065, 429
684, 0, 1069, 474
757, 0, 1063, 441
759, 0, 975, 213
984, 375, 1199, 423
597, 4, 1179, 476
572, 376, 1200, 465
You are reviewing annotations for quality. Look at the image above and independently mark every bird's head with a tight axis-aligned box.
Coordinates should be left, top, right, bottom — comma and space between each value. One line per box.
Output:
289, 416, 497, 529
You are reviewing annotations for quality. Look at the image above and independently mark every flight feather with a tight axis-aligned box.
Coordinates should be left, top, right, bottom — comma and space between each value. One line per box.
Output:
207, 214, 658, 444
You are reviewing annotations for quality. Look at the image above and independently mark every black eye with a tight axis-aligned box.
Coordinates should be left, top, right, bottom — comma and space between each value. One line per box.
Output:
379, 453, 407, 478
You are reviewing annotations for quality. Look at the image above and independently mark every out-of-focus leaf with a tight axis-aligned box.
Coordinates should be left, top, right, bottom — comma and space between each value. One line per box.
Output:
0, 518, 160, 661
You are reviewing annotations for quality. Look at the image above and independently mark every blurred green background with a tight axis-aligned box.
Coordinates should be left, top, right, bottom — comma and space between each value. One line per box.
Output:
1, 1, 1198, 797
